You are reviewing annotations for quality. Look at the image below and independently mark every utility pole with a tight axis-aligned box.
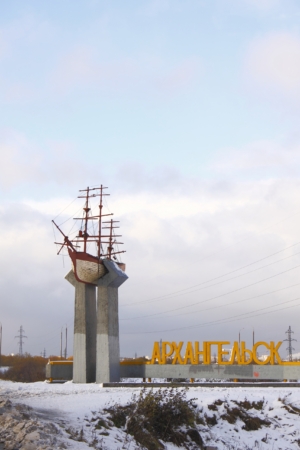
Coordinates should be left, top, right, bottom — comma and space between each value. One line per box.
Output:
60, 328, 63, 359
0, 323, 2, 366
283, 325, 296, 362
64, 326, 68, 359
15, 326, 27, 356
238, 328, 244, 344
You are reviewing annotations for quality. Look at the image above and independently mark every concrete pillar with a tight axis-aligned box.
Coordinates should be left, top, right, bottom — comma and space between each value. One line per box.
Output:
65, 271, 96, 383
96, 260, 128, 383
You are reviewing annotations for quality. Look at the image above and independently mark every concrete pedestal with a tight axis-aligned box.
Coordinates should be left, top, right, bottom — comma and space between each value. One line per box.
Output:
96, 260, 128, 383
65, 271, 97, 383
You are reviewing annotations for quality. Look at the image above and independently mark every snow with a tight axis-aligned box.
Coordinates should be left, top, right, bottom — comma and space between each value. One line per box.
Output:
1, 379, 300, 449
111, 260, 126, 276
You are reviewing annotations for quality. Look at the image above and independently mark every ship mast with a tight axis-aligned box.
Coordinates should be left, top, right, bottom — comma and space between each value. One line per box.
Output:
53, 185, 126, 261
103, 219, 121, 259
77, 186, 109, 256
52, 220, 77, 254
98, 185, 109, 259
83, 186, 90, 253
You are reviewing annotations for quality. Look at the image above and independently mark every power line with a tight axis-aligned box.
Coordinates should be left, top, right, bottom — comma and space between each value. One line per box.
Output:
121, 263, 300, 320
122, 296, 300, 335
207, 303, 300, 329
121, 241, 300, 307
31, 323, 72, 339
121, 282, 300, 321
196, 297, 300, 329
182, 208, 300, 266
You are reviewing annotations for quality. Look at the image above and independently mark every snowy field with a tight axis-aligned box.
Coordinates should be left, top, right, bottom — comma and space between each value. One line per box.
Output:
1, 379, 300, 449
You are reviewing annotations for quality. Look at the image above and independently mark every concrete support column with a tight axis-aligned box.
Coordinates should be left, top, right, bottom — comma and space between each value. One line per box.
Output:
65, 271, 96, 383
97, 285, 120, 382
96, 260, 128, 383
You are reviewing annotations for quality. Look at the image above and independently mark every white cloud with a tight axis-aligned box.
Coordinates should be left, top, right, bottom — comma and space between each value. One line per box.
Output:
0, 130, 100, 190
244, 32, 300, 97
51, 46, 202, 96
10, 168, 300, 352
212, 139, 300, 176
1, 131, 300, 356
0, 132, 41, 188
155, 57, 203, 92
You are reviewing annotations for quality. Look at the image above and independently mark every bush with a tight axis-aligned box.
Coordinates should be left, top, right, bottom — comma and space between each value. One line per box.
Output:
221, 401, 270, 431
0, 355, 47, 382
105, 388, 203, 449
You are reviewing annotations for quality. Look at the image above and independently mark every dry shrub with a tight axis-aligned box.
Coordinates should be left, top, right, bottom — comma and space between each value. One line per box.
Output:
234, 399, 264, 411
205, 413, 218, 426
221, 402, 270, 431
105, 388, 203, 450
0, 355, 47, 382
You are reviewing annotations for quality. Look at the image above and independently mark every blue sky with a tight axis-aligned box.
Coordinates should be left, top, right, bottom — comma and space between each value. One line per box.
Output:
1, 0, 300, 357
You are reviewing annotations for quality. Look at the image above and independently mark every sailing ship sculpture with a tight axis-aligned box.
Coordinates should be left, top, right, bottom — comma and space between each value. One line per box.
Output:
52, 185, 126, 284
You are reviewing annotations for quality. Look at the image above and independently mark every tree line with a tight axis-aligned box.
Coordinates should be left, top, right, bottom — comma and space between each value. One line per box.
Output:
0, 354, 72, 382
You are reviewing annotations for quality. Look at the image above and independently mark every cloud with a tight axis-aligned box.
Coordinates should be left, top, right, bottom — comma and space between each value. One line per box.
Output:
155, 57, 203, 92
51, 46, 202, 96
244, 32, 300, 98
0, 132, 42, 188
1, 131, 300, 356
0, 203, 74, 355
51, 47, 144, 94
212, 139, 300, 178
0, 130, 100, 191
4, 166, 298, 356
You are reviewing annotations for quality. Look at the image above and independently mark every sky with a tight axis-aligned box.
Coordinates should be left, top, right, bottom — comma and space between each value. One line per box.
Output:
1, 0, 300, 358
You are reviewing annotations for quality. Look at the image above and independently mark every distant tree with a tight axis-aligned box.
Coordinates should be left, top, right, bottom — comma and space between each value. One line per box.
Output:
0, 355, 47, 382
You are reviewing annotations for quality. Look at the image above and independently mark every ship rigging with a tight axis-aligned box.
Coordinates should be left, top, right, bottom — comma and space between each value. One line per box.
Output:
52, 185, 126, 284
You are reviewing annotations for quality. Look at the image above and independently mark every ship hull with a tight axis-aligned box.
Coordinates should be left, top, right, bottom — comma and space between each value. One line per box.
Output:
68, 249, 107, 284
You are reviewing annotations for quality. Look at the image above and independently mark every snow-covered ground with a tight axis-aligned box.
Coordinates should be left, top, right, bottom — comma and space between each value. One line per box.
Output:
1, 379, 300, 449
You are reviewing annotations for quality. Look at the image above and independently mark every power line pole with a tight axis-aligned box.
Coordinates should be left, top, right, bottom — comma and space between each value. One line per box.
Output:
64, 326, 68, 359
60, 328, 63, 359
15, 326, 27, 356
0, 323, 2, 366
283, 325, 296, 362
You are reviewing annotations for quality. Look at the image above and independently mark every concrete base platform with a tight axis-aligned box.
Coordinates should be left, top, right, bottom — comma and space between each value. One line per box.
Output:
120, 363, 300, 380
45, 361, 73, 381
103, 382, 300, 388
46, 362, 300, 383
